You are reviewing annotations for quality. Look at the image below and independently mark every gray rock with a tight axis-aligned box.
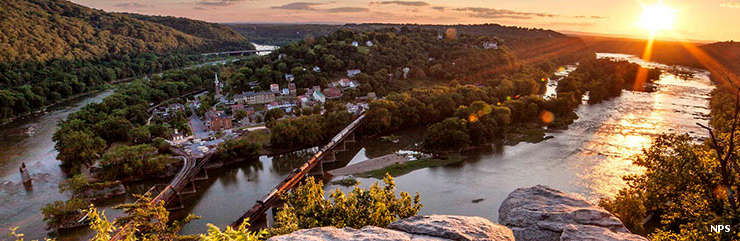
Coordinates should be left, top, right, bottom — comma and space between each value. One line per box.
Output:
498, 185, 647, 241
267, 226, 448, 241
389, 215, 515, 241
560, 224, 648, 241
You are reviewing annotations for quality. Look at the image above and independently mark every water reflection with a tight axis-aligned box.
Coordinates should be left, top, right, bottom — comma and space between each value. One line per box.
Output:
175, 53, 714, 234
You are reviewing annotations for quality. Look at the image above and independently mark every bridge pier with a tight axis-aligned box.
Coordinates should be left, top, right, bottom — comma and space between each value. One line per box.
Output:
166, 191, 186, 211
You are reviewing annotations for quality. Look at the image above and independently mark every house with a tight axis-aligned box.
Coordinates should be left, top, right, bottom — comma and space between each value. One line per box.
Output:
233, 91, 276, 105
312, 66, 321, 72
351, 41, 359, 47
483, 41, 499, 50
297, 95, 311, 105
206, 110, 232, 131
312, 85, 322, 93
366, 40, 374, 47
312, 90, 326, 103
270, 84, 280, 93
347, 69, 362, 78
289, 83, 297, 95
333, 78, 359, 89
231, 104, 246, 114
403, 67, 411, 79
323, 87, 343, 99
367, 92, 377, 100
267, 101, 297, 113
285, 74, 295, 82
281, 88, 290, 96
278, 53, 287, 60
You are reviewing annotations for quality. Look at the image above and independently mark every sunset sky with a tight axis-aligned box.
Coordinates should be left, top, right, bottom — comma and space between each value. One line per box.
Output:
71, 0, 740, 42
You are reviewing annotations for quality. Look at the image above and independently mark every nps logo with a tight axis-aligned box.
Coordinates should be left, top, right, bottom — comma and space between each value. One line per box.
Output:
711, 225, 731, 233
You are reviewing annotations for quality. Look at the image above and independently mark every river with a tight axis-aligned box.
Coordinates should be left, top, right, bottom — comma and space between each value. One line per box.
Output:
176, 53, 714, 234
0, 90, 116, 239
0, 52, 714, 239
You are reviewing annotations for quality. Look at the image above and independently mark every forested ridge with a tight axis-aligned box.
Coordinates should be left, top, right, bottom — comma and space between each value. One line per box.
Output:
125, 13, 248, 43
0, 0, 253, 123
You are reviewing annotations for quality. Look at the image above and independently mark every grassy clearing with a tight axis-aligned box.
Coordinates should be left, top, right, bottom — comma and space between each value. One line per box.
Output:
357, 155, 464, 179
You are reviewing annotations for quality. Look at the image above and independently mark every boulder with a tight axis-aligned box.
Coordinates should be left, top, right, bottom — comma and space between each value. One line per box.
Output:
267, 226, 446, 241
498, 185, 647, 241
268, 215, 516, 241
389, 215, 514, 241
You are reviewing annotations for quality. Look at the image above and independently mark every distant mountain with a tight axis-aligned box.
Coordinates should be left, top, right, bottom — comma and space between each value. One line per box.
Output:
228, 23, 567, 46
0, 0, 250, 63
578, 35, 740, 74
125, 14, 247, 43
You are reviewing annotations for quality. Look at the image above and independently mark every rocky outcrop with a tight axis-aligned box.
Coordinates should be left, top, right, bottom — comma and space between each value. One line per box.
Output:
498, 185, 646, 241
268, 215, 515, 241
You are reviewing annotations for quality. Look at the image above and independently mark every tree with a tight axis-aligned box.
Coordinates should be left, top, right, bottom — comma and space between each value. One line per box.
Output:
265, 108, 286, 124
423, 117, 471, 151
268, 175, 422, 237
55, 130, 105, 169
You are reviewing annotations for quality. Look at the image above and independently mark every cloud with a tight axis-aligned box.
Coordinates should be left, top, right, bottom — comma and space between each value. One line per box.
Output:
271, 2, 368, 13
453, 7, 559, 19
372, 1, 430, 7
432, 6, 446, 11
590, 15, 606, 19
114, 2, 153, 8
197, 0, 245, 6
721, 0, 740, 8
326, 7, 370, 13
271, 2, 325, 10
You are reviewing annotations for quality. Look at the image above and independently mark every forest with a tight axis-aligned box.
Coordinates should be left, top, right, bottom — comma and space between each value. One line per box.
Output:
0, 0, 253, 123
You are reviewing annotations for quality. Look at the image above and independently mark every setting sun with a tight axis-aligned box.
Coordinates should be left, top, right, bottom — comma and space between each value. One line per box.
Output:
639, 2, 677, 33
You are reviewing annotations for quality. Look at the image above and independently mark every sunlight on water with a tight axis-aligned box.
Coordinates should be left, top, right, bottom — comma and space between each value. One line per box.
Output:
577, 53, 714, 199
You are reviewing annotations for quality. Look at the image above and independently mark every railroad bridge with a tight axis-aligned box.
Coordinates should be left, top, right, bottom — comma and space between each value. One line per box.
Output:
108, 113, 366, 240
200, 49, 273, 57
231, 112, 367, 228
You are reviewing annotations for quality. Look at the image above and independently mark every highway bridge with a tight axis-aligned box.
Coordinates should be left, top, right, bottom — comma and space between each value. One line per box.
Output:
200, 49, 273, 57
231, 112, 367, 227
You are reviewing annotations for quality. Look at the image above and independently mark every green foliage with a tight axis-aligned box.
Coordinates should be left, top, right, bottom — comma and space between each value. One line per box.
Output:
53, 130, 105, 169
214, 137, 262, 162
97, 144, 176, 181
558, 57, 662, 104
199, 220, 266, 241
269, 111, 354, 149
7, 226, 55, 241
599, 134, 740, 240
268, 175, 422, 237
424, 118, 471, 151
41, 198, 88, 229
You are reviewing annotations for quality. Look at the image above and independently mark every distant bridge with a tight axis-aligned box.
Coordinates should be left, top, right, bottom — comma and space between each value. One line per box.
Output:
200, 49, 273, 57
231, 112, 366, 227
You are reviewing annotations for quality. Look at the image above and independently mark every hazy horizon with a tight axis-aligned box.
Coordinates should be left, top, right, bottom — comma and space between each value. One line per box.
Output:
70, 0, 740, 42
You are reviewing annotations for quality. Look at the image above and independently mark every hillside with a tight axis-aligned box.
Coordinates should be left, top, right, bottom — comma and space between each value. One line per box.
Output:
126, 14, 247, 43
0, 0, 250, 63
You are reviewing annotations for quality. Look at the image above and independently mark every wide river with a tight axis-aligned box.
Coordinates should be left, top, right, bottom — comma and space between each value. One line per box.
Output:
0, 53, 714, 239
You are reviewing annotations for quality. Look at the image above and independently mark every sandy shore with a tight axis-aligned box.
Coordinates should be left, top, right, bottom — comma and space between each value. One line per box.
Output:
328, 154, 410, 176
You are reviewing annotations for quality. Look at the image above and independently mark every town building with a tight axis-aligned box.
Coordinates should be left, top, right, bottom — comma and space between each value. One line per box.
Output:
332, 78, 359, 89
483, 41, 499, 50
312, 66, 321, 72
206, 110, 232, 131
270, 84, 280, 93
214, 73, 223, 98
366, 40, 374, 47
351, 41, 359, 47
312, 90, 326, 103
233, 91, 276, 105
289, 83, 297, 95
323, 87, 343, 99
285, 74, 295, 82
281, 88, 290, 96
347, 69, 362, 78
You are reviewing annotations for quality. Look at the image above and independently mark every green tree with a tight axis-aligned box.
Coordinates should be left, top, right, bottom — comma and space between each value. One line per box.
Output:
55, 130, 105, 169
268, 175, 422, 237
423, 117, 471, 151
